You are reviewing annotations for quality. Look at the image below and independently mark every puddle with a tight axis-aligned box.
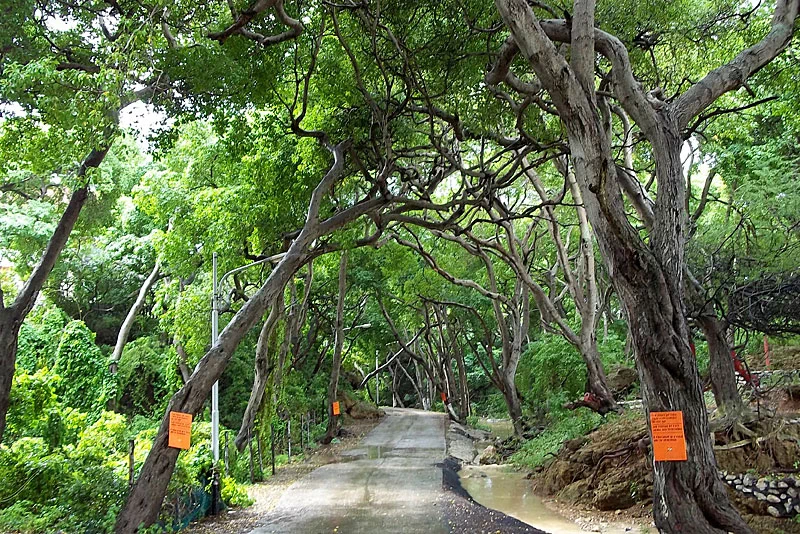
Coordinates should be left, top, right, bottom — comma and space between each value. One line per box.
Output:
460, 465, 653, 534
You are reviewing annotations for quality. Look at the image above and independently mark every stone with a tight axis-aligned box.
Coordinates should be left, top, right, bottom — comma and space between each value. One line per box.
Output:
742, 487, 753, 494
735, 485, 743, 491
794, 505, 800, 514
477, 445, 499, 465
778, 481, 789, 489
594, 484, 636, 511
606, 365, 638, 395
754, 492, 767, 501
756, 479, 769, 492
767, 494, 781, 503
725, 474, 736, 482
770, 481, 779, 489
781, 493, 788, 500
767, 506, 782, 518
743, 474, 755, 485
788, 488, 798, 498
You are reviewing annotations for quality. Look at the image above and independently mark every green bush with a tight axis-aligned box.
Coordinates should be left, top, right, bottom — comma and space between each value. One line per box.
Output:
53, 320, 114, 418
221, 476, 253, 507
510, 406, 604, 469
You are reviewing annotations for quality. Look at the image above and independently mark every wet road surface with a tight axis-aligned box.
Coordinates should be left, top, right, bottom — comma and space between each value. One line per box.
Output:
249, 408, 449, 534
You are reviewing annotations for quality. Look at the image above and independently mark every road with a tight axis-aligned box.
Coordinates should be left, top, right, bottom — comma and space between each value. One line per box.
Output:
249, 407, 449, 534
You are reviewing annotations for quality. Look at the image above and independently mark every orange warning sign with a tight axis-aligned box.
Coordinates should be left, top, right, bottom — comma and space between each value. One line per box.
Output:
650, 411, 687, 461
332, 401, 341, 416
168, 411, 192, 450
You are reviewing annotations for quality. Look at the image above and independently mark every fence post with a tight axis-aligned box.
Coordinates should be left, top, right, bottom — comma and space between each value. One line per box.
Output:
257, 430, 264, 479
248, 428, 255, 484
270, 422, 276, 476
128, 439, 135, 489
224, 432, 230, 477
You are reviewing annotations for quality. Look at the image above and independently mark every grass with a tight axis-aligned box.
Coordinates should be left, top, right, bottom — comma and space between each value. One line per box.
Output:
510, 408, 604, 469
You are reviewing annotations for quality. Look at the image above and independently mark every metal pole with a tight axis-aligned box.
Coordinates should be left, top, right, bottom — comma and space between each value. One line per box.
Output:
375, 353, 379, 407
210, 253, 220, 515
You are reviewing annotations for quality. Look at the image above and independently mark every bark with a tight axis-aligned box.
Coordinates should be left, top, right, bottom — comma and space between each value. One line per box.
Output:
492, 0, 789, 530
322, 251, 347, 444
235, 300, 282, 450
115, 141, 379, 532
110, 262, 161, 374
174, 340, 191, 384
698, 315, 746, 421
0, 147, 107, 442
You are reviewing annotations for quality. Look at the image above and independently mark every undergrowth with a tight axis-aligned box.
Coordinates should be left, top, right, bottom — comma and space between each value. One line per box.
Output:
511, 407, 605, 469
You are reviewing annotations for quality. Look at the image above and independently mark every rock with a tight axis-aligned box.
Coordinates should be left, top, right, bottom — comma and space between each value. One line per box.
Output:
606, 365, 638, 396
733, 478, 742, 485
770, 481, 778, 489
742, 487, 753, 494
794, 504, 800, 514
754, 492, 767, 501
767, 494, 781, 503
558, 480, 591, 505
476, 445, 499, 465
594, 483, 636, 511
756, 479, 769, 492
778, 481, 789, 489
735, 485, 743, 491
767, 506, 782, 518
725, 474, 736, 482
788, 487, 798, 498
743, 474, 755, 485
564, 436, 589, 452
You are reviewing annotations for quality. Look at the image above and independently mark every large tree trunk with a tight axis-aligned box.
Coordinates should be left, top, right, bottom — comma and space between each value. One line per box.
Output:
0, 149, 106, 442
235, 301, 282, 450
115, 141, 376, 532
0, 309, 20, 443
501, 372, 524, 435
698, 315, 746, 422
322, 251, 347, 444
493, 1, 756, 530
580, 339, 618, 413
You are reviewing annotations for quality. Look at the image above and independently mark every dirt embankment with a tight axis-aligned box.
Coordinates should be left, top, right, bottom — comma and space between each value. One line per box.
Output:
526, 412, 800, 534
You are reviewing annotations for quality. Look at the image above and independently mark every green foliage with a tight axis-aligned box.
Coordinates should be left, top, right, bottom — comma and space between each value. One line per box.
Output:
16, 305, 69, 372
0, 412, 129, 534
221, 476, 253, 508
116, 337, 181, 417
517, 335, 587, 409
510, 408, 605, 469
53, 320, 113, 418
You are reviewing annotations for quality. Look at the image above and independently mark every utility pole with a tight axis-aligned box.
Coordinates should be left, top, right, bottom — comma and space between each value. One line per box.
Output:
210, 253, 220, 515
209, 251, 285, 515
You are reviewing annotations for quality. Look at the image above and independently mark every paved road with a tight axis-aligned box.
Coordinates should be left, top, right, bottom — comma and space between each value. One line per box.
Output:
249, 408, 449, 534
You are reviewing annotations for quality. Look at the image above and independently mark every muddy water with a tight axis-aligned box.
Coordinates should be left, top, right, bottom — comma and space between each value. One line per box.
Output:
460, 465, 653, 534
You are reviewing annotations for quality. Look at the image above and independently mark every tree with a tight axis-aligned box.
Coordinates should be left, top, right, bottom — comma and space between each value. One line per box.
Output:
492, 0, 798, 531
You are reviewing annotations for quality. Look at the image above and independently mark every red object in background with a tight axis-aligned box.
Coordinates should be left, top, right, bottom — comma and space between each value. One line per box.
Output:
690, 342, 696, 357
764, 335, 771, 369
440, 392, 447, 403
731, 350, 760, 388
